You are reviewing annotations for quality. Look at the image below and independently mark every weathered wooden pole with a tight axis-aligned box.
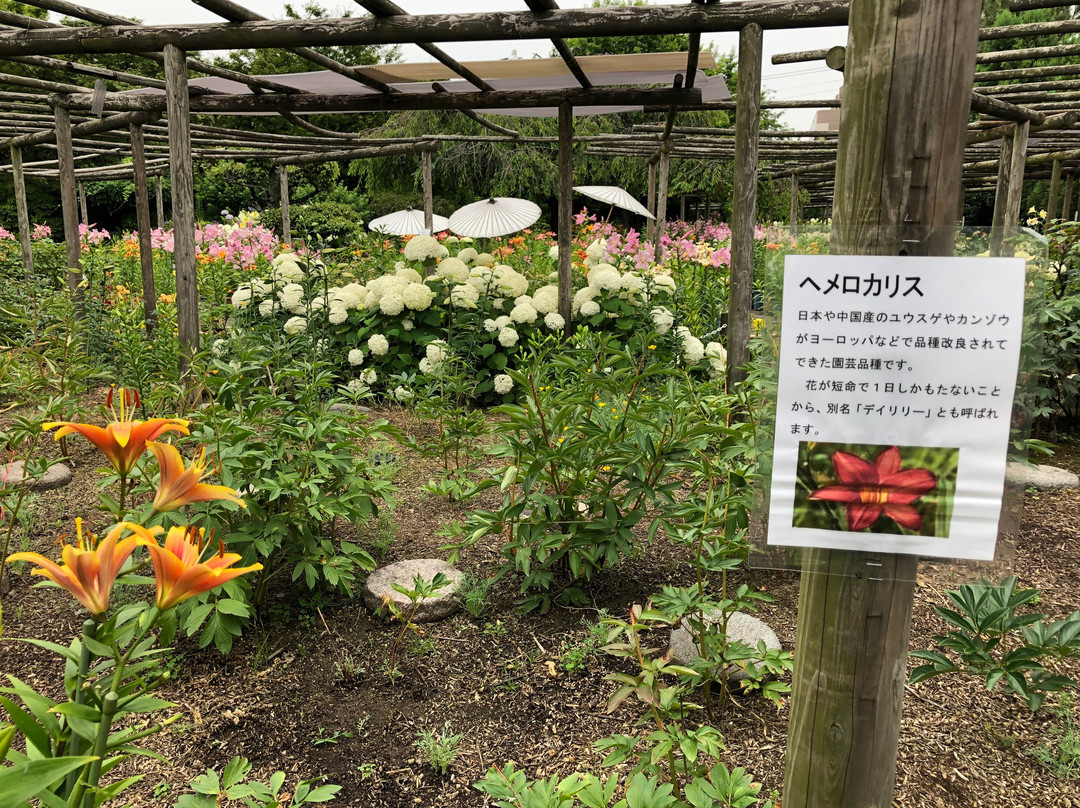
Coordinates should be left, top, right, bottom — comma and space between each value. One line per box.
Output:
155, 175, 165, 228
727, 22, 762, 390
646, 159, 657, 240
1063, 172, 1074, 220
989, 123, 1028, 256
164, 44, 199, 365
1048, 157, 1062, 220
54, 105, 81, 297
783, 3, 982, 807
10, 146, 33, 281
790, 174, 800, 227
990, 131, 1014, 255
422, 148, 433, 232
278, 165, 291, 244
655, 143, 670, 255
557, 100, 573, 339
679, 194, 686, 220
77, 180, 87, 226
130, 122, 156, 334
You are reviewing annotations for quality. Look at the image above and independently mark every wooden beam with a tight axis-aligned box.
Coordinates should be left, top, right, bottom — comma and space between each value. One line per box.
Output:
0, 71, 84, 94
54, 105, 81, 297
966, 110, 1077, 144
727, 21, 761, 390
272, 139, 440, 165
55, 86, 705, 114
772, 48, 829, 64
1048, 157, 1063, 220
969, 92, 1044, 124
524, 0, 593, 88
130, 122, 156, 334
10, 146, 33, 281
165, 44, 198, 366
0, 1, 852, 57
2, 109, 159, 149
279, 165, 291, 244
978, 42, 1080, 65
422, 149, 433, 233
557, 100, 573, 338
784, 1, 982, 805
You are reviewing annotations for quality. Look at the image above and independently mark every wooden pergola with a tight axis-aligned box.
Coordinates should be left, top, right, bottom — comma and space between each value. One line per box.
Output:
0, 3, 1071, 805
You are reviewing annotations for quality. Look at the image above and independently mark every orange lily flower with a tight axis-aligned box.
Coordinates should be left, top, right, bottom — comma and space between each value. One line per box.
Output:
140, 525, 262, 610
42, 388, 189, 477
147, 441, 245, 513
6, 519, 156, 614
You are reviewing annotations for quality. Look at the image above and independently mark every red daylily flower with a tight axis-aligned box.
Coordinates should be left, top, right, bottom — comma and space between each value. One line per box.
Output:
809, 446, 937, 532
139, 525, 261, 610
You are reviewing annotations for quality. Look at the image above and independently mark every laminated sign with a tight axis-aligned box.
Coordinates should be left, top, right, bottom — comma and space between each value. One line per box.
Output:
767, 254, 1026, 560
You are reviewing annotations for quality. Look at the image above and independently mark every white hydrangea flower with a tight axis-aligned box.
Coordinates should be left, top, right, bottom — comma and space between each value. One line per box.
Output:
492, 298, 504, 310
676, 326, 705, 364
494, 315, 512, 330
620, 272, 645, 295
328, 305, 348, 325
510, 302, 538, 324
493, 265, 529, 298
544, 312, 565, 331
403, 234, 448, 262
584, 238, 607, 265
394, 385, 414, 402
231, 285, 252, 307
473, 252, 494, 267
483, 318, 498, 333
547, 245, 559, 260
340, 283, 367, 308
396, 265, 423, 283
365, 274, 407, 305
457, 247, 479, 264
532, 284, 559, 314
251, 279, 272, 297
444, 235, 459, 244
403, 319, 414, 331
651, 274, 677, 295
418, 356, 437, 374
272, 260, 305, 283
436, 257, 469, 284
705, 341, 727, 377
402, 282, 435, 311
368, 334, 389, 356
572, 285, 601, 315
450, 283, 480, 309
498, 327, 519, 347
283, 316, 307, 335
272, 251, 299, 267
379, 292, 405, 316
587, 264, 622, 291
212, 338, 227, 356
651, 306, 674, 334
493, 374, 513, 394
347, 379, 364, 393
348, 348, 365, 366
258, 299, 274, 317
363, 369, 377, 384
426, 341, 448, 364
579, 299, 601, 318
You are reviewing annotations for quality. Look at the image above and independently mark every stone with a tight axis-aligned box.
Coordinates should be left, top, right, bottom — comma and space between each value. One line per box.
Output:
1, 460, 73, 491
329, 403, 372, 414
363, 559, 463, 623
669, 610, 781, 682
1005, 461, 1079, 491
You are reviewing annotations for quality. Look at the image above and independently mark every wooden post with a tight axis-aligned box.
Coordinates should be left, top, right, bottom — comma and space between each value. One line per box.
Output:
790, 174, 800, 227
783, 3, 982, 808
422, 148, 433, 232
10, 146, 33, 281
704, 194, 711, 220
130, 122, 156, 334
164, 44, 199, 365
278, 165, 291, 244
1063, 172, 1074, 220
1048, 157, 1062, 220
155, 175, 165, 228
990, 131, 1013, 256
655, 144, 670, 256
646, 160, 656, 241
727, 22, 762, 390
679, 194, 686, 220
54, 105, 81, 296
1002, 121, 1030, 255
557, 101, 573, 339
77, 180, 88, 226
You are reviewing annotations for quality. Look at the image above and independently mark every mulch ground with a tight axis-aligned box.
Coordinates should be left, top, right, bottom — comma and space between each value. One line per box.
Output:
2, 396, 1079, 808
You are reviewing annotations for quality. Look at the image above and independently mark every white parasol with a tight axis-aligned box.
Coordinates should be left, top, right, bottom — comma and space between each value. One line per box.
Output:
448, 197, 542, 238
368, 207, 449, 235
573, 185, 654, 219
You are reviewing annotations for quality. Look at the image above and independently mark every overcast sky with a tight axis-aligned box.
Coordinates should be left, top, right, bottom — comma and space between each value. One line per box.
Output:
71, 1, 846, 128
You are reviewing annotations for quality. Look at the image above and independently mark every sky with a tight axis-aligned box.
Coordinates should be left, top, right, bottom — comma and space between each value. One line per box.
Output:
70, 1, 847, 129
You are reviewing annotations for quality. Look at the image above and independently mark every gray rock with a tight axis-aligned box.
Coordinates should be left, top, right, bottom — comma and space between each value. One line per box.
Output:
364, 559, 463, 623
1005, 461, 1079, 491
669, 610, 781, 682
1, 460, 73, 491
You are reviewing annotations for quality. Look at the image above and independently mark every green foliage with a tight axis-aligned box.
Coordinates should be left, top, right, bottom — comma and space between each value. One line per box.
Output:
174, 756, 340, 807
909, 576, 1080, 711
1032, 694, 1080, 779
456, 572, 495, 619
559, 611, 610, 675
262, 200, 368, 247
414, 722, 464, 776
563, 0, 690, 57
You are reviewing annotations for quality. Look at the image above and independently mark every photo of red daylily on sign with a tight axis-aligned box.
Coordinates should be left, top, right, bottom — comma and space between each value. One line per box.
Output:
792, 442, 959, 537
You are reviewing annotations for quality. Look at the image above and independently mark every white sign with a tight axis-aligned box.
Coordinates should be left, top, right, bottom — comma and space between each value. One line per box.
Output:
767, 255, 1026, 560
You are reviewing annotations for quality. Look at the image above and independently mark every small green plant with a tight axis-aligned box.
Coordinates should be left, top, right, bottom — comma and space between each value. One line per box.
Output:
408, 634, 437, 657
154, 782, 172, 801
457, 572, 495, 618
1032, 694, 1080, 778
909, 576, 1080, 711
559, 610, 610, 675
366, 512, 397, 561
173, 756, 341, 807
357, 762, 377, 781
415, 721, 464, 775
311, 728, 351, 746
382, 572, 452, 678
483, 619, 508, 638
333, 650, 366, 682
